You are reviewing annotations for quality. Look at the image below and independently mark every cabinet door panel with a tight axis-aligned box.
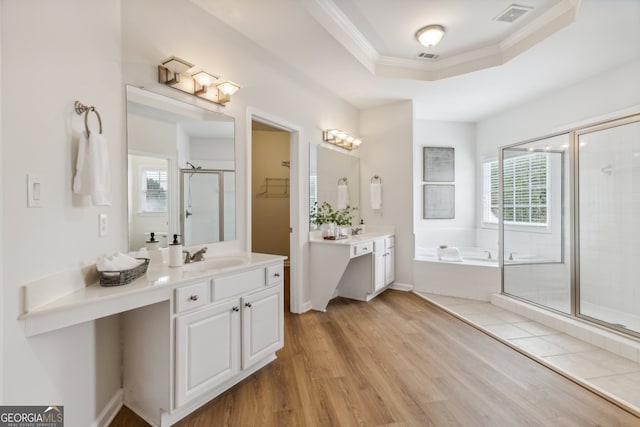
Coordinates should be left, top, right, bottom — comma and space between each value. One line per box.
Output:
385, 247, 395, 285
175, 299, 240, 407
242, 286, 283, 369
374, 252, 386, 292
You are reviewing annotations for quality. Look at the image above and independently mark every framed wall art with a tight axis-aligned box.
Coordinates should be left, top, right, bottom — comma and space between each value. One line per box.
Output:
423, 184, 455, 219
423, 147, 454, 182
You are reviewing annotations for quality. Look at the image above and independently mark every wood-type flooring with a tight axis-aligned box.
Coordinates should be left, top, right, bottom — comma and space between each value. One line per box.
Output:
110, 290, 640, 426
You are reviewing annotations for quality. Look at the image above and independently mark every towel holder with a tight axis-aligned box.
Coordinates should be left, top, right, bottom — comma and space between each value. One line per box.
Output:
337, 177, 347, 185
74, 101, 103, 136
370, 175, 382, 183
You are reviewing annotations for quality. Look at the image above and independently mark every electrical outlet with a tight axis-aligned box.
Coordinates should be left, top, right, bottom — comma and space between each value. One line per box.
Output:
99, 213, 108, 237
27, 174, 43, 208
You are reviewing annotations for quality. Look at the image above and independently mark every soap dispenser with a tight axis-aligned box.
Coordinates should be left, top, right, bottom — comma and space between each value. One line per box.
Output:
359, 219, 365, 233
146, 232, 160, 251
169, 234, 183, 268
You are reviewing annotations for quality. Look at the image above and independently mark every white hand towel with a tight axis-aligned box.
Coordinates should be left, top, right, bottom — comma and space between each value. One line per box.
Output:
370, 182, 382, 210
89, 132, 111, 206
97, 252, 143, 272
73, 132, 90, 196
73, 132, 112, 205
337, 184, 349, 209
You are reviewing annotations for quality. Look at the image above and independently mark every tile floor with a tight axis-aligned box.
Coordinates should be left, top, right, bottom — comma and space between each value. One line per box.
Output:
416, 292, 640, 415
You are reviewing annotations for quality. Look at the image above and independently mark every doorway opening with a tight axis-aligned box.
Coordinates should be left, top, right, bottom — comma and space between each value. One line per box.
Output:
251, 120, 293, 312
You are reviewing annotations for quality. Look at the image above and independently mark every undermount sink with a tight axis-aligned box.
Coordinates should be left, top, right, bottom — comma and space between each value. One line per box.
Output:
349, 233, 373, 240
181, 256, 248, 272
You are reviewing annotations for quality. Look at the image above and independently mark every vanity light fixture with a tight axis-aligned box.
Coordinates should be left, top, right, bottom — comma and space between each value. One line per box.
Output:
322, 129, 363, 151
192, 70, 219, 94
216, 81, 241, 104
416, 25, 446, 48
158, 57, 241, 106
158, 56, 194, 86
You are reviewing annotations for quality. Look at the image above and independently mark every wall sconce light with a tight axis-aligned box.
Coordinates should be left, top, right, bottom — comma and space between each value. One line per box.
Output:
158, 56, 240, 106
322, 129, 363, 150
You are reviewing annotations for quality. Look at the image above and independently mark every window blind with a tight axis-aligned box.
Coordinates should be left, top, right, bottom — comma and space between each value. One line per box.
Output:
483, 153, 548, 226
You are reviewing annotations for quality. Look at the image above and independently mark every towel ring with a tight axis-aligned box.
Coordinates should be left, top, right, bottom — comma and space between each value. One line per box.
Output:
370, 175, 382, 183
337, 177, 347, 185
74, 101, 103, 136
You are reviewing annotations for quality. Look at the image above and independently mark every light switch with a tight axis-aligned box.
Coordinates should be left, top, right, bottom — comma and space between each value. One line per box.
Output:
27, 174, 43, 208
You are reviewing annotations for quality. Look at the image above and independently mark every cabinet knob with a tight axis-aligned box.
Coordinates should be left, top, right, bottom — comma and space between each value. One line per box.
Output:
245, 302, 252, 308
232, 306, 240, 312
189, 295, 199, 301
274, 273, 281, 277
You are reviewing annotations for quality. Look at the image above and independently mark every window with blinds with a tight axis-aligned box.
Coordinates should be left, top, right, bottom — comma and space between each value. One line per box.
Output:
141, 168, 168, 213
309, 175, 318, 207
483, 153, 548, 226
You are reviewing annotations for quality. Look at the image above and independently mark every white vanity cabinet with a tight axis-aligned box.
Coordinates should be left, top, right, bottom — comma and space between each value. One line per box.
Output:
373, 236, 395, 292
123, 261, 284, 427
373, 239, 386, 292
175, 298, 240, 408
310, 231, 395, 310
384, 236, 395, 287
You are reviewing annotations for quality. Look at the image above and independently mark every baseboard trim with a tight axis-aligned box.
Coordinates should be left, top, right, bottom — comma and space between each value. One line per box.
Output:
299, 301, 312, 313
91, 388, 124, 427
389, 282, 413, 292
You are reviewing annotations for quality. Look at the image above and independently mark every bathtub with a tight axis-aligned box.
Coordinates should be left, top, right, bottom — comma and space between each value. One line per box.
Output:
413, 246, 501, 301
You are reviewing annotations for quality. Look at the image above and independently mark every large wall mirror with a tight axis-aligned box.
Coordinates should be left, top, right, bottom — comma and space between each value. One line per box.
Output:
126, 86, 236, 251
309, 144, 360, 230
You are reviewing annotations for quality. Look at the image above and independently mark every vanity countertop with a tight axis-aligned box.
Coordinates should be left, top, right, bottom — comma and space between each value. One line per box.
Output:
309, 230, 394, 246
20, 252, 286, 336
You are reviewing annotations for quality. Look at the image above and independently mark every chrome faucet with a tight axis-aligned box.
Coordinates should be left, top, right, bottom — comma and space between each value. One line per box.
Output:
484, 250, 492, 260
183, 250, 191, 264
351, 227, 363, 235
190, 247, 208, 262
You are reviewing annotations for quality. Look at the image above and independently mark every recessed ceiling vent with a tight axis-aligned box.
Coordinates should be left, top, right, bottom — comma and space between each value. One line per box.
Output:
417, 52, 439, 60
494, 4, 534, 23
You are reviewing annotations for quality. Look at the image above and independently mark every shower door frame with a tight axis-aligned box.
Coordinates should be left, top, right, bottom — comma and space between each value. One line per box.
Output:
180, 168, 232, 245
573, 113, 640, 338
499, 134, 570, 314
499, 111, 640, 338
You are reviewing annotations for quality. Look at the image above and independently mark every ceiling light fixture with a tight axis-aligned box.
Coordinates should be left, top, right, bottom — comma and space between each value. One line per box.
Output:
416, 25, 446, 48
158, 57, 240, 106
322, 129, 362, 151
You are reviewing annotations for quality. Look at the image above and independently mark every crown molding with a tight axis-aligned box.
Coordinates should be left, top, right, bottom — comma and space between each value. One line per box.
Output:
304, 0, 581, 81
302, 0, 379, 73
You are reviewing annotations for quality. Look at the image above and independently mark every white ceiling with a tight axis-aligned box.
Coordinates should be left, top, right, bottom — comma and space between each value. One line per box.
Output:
192, 0, 640, 122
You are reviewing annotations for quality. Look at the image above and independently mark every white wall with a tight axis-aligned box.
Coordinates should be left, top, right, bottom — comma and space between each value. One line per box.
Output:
360, 101, 413, 285
476, 59, 640, 157
1, 0, 360, 422
128, 113, 177, 156
122, 0, 359, 310
413, 120, 476, 249
1, 1, 122, 425
190, 137, 235, 170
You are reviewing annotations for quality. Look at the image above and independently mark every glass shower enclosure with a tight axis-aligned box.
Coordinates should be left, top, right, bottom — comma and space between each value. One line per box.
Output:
501, 113, 640, 337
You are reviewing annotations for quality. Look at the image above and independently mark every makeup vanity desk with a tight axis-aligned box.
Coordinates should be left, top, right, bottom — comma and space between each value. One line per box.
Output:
309, 228, 395, 311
